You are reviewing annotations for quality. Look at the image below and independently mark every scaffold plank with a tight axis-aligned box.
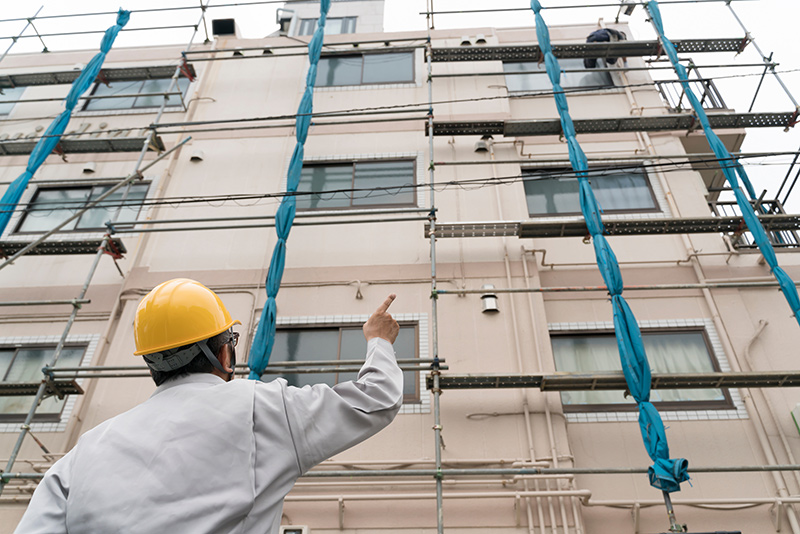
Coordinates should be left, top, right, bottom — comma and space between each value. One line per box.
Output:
0, 380, 83, 397
431, 38, 746, 62
427, 372, 800, 391
0, 135, 166, 156
429, 112, 795, 137
0, 237, 127, 257
0, 64, 197, 89
425, 215, 800, 239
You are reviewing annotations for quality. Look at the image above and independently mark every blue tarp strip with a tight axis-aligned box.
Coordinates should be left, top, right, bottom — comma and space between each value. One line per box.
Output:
248, 0, 331, 380
0, 10, 131, 237
646, 0, 800, 325
530, 0, 689, 493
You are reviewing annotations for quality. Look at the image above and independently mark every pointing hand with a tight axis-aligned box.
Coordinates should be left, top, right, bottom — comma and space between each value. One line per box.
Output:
363, 294, 400, 344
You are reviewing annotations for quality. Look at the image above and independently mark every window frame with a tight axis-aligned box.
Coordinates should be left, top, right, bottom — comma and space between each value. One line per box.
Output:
80, 77, 191, 112
268, 322, 421, 404
522, 166, 660, 217
297, 159, 418, 211
297, 16, 357, 36
13, 182, 151, 235
0, 86, 25, 116
503, 57, 616, 94
550, 327, 735, 413
0, 343, 88, 423
315, 51, 416, 87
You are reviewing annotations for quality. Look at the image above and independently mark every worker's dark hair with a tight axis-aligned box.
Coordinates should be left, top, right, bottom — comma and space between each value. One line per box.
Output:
149, 330, 231, 386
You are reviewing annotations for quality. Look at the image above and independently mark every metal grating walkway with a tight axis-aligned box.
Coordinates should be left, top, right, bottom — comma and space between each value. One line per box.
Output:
0, 380, 83, 397
431, 38, 747, 62
0, 135, 166, 156
426, 215, 800, 239
0, 238, 127, 257
0, 64, 197, 89
427, 372, 800, 391
429, 112, 795, 137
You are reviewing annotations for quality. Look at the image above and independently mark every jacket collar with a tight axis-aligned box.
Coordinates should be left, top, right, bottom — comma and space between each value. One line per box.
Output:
151, 372, 226, 397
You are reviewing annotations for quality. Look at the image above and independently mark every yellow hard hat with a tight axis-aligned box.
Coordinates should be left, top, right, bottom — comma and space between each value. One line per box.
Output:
134, 278, 241, 356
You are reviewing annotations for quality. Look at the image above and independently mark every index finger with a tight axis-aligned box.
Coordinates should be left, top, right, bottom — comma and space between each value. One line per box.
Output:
375, 294, 396, 314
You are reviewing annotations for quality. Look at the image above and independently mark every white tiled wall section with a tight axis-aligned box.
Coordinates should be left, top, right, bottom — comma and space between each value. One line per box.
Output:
548, 318, 747, 423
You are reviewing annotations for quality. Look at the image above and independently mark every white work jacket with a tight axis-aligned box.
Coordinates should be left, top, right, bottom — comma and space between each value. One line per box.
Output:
15, 337, 403, 534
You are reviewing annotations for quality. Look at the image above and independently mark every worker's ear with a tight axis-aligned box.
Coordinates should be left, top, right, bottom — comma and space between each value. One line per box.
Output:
218, 344, 234, 375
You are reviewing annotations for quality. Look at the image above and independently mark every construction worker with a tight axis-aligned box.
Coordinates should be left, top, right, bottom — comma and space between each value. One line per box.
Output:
14, 278, 403, 534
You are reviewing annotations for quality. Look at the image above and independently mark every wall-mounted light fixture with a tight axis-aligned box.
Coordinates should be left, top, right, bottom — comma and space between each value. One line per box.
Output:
481, 284, 499, 313
474, 134, 493, 153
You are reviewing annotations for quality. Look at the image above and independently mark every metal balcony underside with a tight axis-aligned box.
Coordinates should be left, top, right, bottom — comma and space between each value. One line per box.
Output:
0, 64, 197, 89
425, 214, 800, 238
0, 237, 127, 257
431, 38, 747, 62
0, 135, 166, 156
429, 112, 795, 137
426, 372, 800, 391
0, 380, 83, 397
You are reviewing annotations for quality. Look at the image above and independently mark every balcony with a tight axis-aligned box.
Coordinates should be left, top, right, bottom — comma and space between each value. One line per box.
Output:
709, 198, 800, 249
655, 78, 728, 112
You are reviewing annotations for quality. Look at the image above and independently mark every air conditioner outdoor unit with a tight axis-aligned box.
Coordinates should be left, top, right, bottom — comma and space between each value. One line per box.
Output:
279, 526, 309, 534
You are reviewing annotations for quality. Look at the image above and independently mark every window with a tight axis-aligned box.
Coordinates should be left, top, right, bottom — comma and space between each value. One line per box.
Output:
297, 16, 357, 36
504, 58, 614, 93
16, 183, 149, 233
316, 52, 414, 86
523, 167, 658, 216
82, 78, 191, 111
297, 160, 416, 210
0, 86, 24, 115
269, 324, 420, 403
551, 330, 733, 411
1, 345, 86, 422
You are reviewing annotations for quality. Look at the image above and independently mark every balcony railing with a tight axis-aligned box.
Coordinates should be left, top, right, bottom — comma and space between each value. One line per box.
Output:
709, 198, 800, 249
656, 78, 727, 112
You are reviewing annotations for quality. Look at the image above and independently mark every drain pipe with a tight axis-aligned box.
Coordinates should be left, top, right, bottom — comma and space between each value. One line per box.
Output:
487, 137, 540, 534
488, 138, 579, 534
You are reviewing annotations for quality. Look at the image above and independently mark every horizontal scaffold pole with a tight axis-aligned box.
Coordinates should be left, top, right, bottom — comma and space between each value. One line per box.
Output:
435, 280, 800, 294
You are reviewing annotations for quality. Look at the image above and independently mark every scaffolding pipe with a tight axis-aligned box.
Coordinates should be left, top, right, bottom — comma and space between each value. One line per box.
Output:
0, 91, 183, 105
419, 0, 755, 16
434, 280, 800, 294
9, 464, 800, 482
106, 216, 428, 234
433, 150, 800, 166
0, 299, 90, 307
425, 10, 445, 532
182, 37, 429, 55
0, 6, 43, 65
432, 64, 771, 78
46, 359, 438, 372
0, 25, 199, 41
726, 2, 800, 110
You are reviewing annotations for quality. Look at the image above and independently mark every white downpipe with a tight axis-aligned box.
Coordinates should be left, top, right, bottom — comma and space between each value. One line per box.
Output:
489, 139, 579, 534
487, 138, 543, 534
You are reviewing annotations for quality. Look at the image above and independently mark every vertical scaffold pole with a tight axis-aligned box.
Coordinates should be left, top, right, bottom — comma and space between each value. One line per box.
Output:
0, 3, 209, 499
425, 1, 444, 532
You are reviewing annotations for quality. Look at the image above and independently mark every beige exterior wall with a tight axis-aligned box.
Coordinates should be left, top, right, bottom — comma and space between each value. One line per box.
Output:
1, 10, 799, 534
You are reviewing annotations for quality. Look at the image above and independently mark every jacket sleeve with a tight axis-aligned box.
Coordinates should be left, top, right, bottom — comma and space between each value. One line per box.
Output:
13, 452, 72, 534
281, 337, 404, 473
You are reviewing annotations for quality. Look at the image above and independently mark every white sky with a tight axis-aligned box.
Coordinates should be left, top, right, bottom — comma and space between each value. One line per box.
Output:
2, 0, 799, 208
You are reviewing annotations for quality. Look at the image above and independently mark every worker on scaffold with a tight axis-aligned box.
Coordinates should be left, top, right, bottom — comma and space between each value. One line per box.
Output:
14, 278, 403, 534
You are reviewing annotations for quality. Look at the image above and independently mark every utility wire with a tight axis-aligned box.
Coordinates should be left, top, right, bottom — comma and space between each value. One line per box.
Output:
6, 154, 796, 215
6, 66, 800, 143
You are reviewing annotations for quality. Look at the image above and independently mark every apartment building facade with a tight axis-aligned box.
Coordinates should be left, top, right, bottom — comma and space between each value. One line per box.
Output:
1, 1, 800, 533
